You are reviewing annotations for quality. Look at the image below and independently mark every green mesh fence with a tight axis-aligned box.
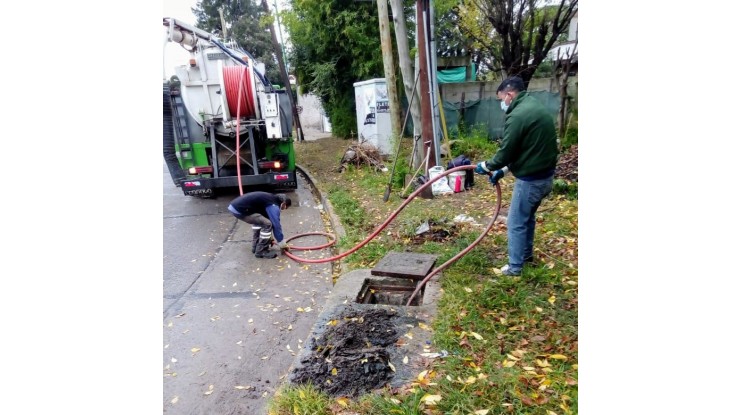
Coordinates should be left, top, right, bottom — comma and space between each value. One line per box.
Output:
403, 91, 560, 140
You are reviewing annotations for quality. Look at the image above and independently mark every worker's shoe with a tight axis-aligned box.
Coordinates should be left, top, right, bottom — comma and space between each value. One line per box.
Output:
500, 264, 522, 276
254, 237, 277, 259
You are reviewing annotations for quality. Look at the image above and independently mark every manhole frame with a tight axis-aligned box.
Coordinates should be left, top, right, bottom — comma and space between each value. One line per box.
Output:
355, 277, 426, 306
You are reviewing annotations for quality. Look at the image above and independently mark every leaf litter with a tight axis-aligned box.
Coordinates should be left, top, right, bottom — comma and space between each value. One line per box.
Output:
289, 305, 419, 397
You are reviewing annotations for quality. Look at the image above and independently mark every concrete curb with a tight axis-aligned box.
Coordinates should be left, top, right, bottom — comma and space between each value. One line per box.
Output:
295, 163, 348, 274
295, 164, 346, 240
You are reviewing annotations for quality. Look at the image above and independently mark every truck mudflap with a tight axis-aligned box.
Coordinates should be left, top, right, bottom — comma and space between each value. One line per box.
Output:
180, 178, 216, 197
178, 171, 298, 196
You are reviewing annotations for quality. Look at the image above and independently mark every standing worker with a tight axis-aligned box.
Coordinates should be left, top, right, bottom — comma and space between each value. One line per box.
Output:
228, 192, 292, 259
475, 76, 559, 276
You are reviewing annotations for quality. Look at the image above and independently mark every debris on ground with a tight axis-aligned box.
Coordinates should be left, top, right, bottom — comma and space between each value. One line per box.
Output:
555, 144, 578, 182
337, 141, 387, 173
289, 307, 417, 398
411, 220, 456, 243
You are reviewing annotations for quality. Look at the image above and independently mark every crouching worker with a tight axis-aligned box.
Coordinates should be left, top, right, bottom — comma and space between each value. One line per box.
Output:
228, 192, 292, 259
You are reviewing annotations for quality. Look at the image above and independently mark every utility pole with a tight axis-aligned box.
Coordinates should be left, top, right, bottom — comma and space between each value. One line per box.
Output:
376, 0, 401, 141
219, 8, 228, 39
416, 0, 436, 170
261, 0, 305, 141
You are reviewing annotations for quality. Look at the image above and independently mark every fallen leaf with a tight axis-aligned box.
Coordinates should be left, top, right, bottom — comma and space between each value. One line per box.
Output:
191, 348, 201, 353
331, 368, 338, 376
548, 295, 556, 305
170, 396, 179, 404
403, 355, 409, 364
204, 385, 214, 395
469, 332, 483, 340
502, 360, 516, 368
234, 385, 251, 390
420, 394, 442, 406
549, 354, 568, 360
474, 410, 489, 415
336, 397, 349, 407
418, 322, 430, 330
389, 362, 396, 372
464, 287, 473, 293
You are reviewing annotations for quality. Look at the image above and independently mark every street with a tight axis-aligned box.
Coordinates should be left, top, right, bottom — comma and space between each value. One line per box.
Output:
163, 162, 334, 415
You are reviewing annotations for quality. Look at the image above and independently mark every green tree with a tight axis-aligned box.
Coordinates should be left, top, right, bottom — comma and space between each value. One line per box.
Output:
192, 0, 283, 85
452, 0, 577, 85
282, 0, 384, 137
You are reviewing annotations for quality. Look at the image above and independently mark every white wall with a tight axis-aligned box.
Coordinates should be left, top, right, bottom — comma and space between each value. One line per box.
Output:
297, 92, 326, 130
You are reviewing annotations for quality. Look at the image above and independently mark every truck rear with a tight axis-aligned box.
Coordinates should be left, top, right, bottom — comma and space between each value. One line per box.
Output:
163, 18, 297, 197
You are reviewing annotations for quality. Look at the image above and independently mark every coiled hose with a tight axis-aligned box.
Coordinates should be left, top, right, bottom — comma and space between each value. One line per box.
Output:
282, 164, 502, 306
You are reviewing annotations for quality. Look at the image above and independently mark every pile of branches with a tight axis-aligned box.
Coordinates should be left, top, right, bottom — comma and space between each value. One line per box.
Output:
337, 141, 387, 173
555, 144, 578, 182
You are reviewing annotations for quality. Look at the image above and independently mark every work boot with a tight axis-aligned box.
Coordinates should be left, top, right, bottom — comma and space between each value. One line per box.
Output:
251, 227, 261, 254
254, 237, 277, 259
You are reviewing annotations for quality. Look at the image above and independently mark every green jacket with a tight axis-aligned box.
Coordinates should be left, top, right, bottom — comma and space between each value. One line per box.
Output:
485, 92, 559, 178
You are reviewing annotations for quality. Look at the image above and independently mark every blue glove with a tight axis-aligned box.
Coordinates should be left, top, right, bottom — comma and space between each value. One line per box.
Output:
489, 169, 504, 185
474, 162, 490, 175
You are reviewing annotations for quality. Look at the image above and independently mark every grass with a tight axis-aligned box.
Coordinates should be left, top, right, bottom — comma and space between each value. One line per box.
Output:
274, 131, 578, 414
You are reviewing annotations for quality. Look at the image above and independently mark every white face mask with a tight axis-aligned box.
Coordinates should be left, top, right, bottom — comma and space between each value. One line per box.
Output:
500, 92, 511, 112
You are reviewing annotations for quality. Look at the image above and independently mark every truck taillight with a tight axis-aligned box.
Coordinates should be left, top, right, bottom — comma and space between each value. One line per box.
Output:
258, 161, 283, 170
188, 166, 213, 174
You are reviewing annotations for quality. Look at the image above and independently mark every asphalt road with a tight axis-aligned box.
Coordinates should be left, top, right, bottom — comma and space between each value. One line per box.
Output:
163, 162, 334, 415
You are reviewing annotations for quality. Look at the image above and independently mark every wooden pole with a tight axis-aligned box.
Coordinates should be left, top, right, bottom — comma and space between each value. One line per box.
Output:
261, 0, 305, 141
376, 0, 401, 140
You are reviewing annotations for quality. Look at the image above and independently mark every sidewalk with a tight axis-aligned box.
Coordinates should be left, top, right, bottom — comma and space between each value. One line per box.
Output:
300, 127, 332, 142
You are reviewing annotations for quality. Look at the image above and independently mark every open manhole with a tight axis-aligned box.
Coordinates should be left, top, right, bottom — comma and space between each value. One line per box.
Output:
356, 277, 425, 306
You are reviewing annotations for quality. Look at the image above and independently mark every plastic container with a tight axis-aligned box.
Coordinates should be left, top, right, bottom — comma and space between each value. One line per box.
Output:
429, 166, 453, 195
447, 171, 466, 193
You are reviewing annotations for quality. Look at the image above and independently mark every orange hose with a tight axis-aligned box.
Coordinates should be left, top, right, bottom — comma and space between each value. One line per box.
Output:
222, 66, 255, 118
283, 165, 502, 304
